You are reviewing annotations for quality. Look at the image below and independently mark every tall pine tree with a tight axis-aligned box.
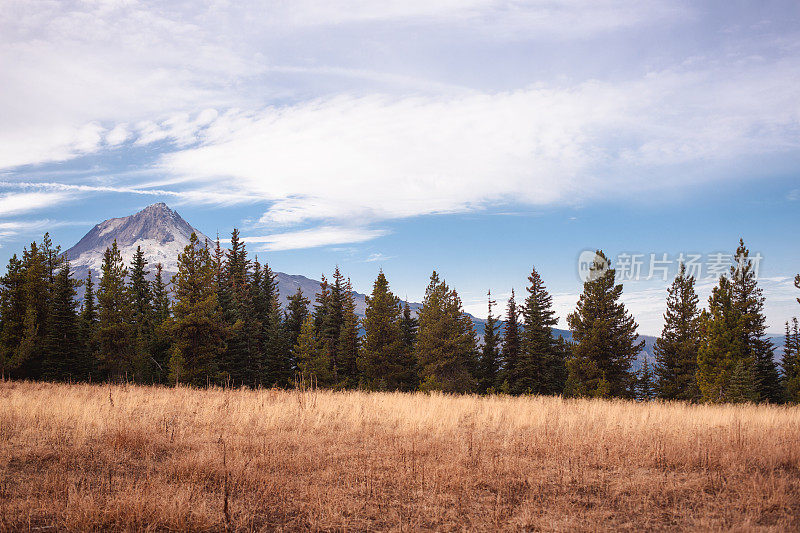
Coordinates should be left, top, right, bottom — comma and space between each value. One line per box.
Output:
566, 251, 642, 398
518, 267, 564, 395
41, 259, 82, 381
97, 240, 135, 381
168, 234, 226, 386
360, 271, 406, 390
654, 263, 701, 401
476, 291, 501, 394
415, 271, 477, 393
499, 289, 520, 393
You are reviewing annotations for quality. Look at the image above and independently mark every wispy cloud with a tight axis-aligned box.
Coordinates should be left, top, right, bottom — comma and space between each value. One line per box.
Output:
0, 191, 74, 216
364, 252, 396, 262
243, 226, 389, 251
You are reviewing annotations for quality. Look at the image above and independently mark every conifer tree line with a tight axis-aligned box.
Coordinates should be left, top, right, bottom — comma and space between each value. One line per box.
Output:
0, 232, 798, 403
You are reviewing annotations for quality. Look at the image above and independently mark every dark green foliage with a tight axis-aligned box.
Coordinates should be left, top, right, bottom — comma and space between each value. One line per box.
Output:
566, 251, 642, 399
415, 271, 477, 393
782, 318, 800, 402
149, 263, 171, 383
285, 287, 310, 365
337, 279, 360, 388
654, 263, 701, 401
14, 241, 50, 379
400, 301, 418, 353
697, 276, 743, 402
295, 315, 330, 384
128, 246, 157, 380
476, 292, 501, 394
499, 289, 520, 393
41, 259, 82, 382
260, 261, 291, 387
97, 240, 136, 380
168, 234, 226, 386
635, 360, 656, 400
80, 271, 99, 380
360, 271, 406, 390
518, 267, 564, 395
727, 359, 759, 403
0, 254, 25, 378
730, 240, 781, 402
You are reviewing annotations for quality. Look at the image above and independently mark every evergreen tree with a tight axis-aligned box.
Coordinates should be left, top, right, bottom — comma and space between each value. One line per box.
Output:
415, 271, 477, 393
14, 241, 50, 379
150, 263, 171, 383
260, 262, 291, 387
727, 359, 759, 403
168, 234, 226, 386
337, 278, 360, 388
518, 267, 563, 395
80, 271, 99, 380
220, 229, 260, 386
566, 251, 643, 398
697, 276, 745, 402
97, 240, 135, 380
41, 259, 82, 381
285, 287, 310, 366
360, 271, 405, 390
654, 263, 701, 401
399, 300, 419, 389
295, 315, 331, 384
730, 239, 781, 402
635, 360, 656, 400
0, 254, 25, 379
128, 246, 156, 380
320, 267, 347, 383
781, 318, 800, 402
476, 291, 501, 394
499, 289, 520, 393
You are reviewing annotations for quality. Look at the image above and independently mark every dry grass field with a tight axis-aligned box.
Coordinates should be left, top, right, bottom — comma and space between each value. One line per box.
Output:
1, 381, 799, 532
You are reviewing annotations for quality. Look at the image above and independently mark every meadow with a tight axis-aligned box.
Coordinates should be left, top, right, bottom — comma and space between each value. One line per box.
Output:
1, 381, 799, 531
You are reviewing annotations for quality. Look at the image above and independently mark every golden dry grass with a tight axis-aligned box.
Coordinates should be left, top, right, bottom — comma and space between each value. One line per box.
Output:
1, 381, 799, 532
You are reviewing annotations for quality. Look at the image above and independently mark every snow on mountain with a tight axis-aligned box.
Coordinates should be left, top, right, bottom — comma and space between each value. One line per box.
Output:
66, 202, 212, 277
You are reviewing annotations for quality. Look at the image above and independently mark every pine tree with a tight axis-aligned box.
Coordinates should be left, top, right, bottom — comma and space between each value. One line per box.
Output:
260, 262, 291, 387
285, 287, 310, 367
0, 254, 25, 379
97, 240, 135, 381
499, 289, 521, 393
295, 315, 331, 384
654, 263, 701, 401
566, 251, 643, 398
360, 271, 405, 390
727, 359, 759, 403
635, 360, 656, 400
14, 241, 50, 379
399, 300, 419, 390
697, 276, 745, 402
518, 267, 563, 395
149, 263, 171, 383
730, 239, 781, 402
168, 234, 226, 386
321, 267, 347, 383
41, 259, 82, 381
415, 271, 477, 393
781, 318, 800, 402
476, 291, 501, 394
128, 246, 155, 380
337, 278, 360, 388
220, 229, 260, 386
80, 271, 99, 380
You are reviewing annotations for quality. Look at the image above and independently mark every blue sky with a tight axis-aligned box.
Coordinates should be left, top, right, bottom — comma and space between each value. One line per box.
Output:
0, 0, 798, 334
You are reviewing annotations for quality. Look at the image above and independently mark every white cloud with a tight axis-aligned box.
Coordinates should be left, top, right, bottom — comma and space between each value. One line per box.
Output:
159, 57, 800, 229
365, 252, 395, 262
106, 123, 130, 146
0, 191, 74, 216
243, 226, 389, 251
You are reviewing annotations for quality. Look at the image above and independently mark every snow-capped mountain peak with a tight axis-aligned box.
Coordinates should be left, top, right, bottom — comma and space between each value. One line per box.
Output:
66, 202, 211, 275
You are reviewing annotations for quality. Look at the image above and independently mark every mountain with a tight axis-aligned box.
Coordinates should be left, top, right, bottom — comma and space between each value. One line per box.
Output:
66, 203, 675, 370
67, 202, 212, 278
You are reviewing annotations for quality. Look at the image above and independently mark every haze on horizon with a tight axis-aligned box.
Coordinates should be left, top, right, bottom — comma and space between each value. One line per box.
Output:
0, 0, 798, 334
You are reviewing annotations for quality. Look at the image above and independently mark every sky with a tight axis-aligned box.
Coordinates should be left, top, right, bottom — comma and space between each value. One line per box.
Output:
0, 0, 799, 334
